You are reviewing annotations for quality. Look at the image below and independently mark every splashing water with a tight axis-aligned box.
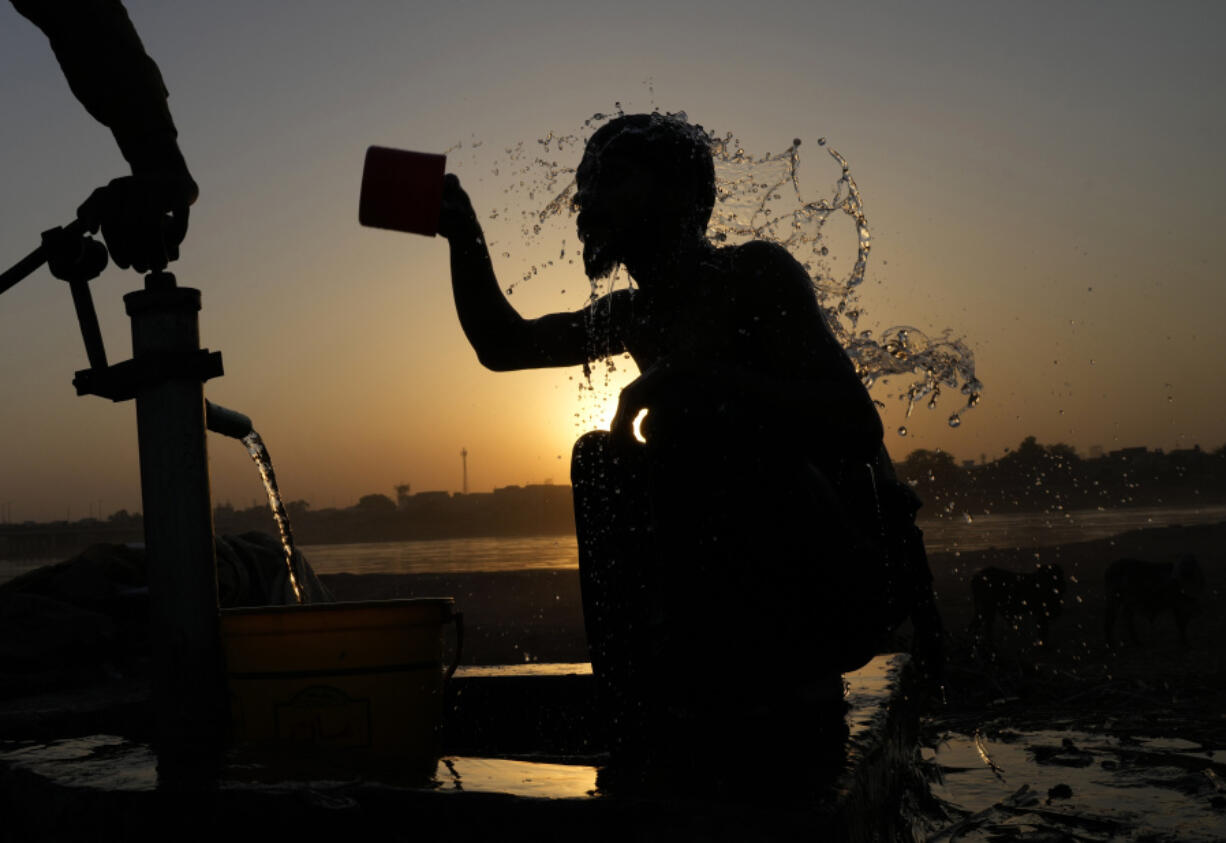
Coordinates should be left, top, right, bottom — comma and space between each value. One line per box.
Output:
447, 122, 626, 432
449, 107, 982, 430
242, 430, 304, 604
703, 127, 982, 427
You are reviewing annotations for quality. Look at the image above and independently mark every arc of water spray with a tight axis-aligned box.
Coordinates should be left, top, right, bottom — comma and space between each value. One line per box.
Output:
460, 113, 983, 432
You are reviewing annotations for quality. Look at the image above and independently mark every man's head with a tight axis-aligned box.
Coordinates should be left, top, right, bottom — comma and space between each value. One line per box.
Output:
575, 113, 716, 280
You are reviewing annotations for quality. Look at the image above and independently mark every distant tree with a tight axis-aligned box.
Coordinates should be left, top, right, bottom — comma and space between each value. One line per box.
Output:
1045, 442, 1080, 465
988, 436, 1091, 510
355, 493, 396, 513
998, 438, 1081, 472
107, 509, 141, 526
1015, 435, 1043, 460
899, 448, 960, 486
997, 436, 1044, 477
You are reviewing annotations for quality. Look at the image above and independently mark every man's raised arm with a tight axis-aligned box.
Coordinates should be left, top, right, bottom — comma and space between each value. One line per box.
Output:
13, 0, 185, 177
13, 0, 196, 271
440, 174, 617, 372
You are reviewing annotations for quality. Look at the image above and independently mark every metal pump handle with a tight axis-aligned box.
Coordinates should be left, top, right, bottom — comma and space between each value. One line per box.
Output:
0, 219, 96, 295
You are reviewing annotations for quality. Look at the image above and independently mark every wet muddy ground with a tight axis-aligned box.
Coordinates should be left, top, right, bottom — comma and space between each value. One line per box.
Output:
913, 521, 1226, 840
2, 519, 1223, 838
921, 728, 1225, 841
304, 520, 1226, 838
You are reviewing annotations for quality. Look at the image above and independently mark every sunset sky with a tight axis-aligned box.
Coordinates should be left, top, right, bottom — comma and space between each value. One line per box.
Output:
2, 1, 1223, 523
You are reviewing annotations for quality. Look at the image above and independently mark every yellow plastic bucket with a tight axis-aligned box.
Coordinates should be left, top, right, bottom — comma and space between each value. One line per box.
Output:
220, 598, 459, 775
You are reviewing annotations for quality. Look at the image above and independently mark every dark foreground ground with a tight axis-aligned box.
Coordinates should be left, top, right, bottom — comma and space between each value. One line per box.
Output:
4, 518, 1222, 728
317, 520, 1226, 728
1, 521, 1223, 838
921, 520, 1226, 742
320, 519, 1226, 793
912, 521, 1226, 840
315, 520, 1226, 838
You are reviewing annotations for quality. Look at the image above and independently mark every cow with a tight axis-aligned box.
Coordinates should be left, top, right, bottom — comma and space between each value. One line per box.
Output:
1104, 555, 1205, 647
969, 563, 1066, 650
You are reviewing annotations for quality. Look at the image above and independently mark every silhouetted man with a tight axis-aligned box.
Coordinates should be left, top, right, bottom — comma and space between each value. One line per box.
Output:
13, 0, 196, 272
440, 113, 938, 785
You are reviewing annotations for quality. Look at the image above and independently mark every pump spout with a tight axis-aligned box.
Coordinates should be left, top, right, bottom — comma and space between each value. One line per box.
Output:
205, 400, 253, 440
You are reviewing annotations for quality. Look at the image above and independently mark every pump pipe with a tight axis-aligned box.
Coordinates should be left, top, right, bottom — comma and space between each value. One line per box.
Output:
124, 270, 229, 775
205, 400, 253, 440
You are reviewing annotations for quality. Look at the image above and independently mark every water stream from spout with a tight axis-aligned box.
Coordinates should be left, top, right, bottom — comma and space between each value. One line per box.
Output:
242, 430, 304, 604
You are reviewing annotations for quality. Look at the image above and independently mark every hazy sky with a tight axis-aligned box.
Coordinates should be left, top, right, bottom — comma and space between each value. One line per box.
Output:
2, 0, 1224, 522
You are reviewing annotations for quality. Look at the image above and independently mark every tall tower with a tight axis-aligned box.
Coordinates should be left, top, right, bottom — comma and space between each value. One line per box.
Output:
460, 448, 469, 495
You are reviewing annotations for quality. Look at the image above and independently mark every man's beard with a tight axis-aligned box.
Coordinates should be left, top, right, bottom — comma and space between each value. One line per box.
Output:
582, 239, 620, 281
579, 220, 621, 280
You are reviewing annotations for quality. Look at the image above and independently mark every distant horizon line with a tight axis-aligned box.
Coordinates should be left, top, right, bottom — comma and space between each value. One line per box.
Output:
2, 437, 1222, 525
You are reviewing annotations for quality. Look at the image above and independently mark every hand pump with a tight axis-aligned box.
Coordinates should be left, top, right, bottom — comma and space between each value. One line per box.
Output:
3, 216, 229, 776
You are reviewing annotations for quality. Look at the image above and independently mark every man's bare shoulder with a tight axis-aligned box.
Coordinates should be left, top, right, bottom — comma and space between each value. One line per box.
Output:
723, 240, 815, 304
725, 239, 807, 280
727, 238, 798, 264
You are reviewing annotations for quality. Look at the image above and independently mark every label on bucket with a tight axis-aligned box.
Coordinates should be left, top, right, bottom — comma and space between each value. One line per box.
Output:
275, 685, 372, 748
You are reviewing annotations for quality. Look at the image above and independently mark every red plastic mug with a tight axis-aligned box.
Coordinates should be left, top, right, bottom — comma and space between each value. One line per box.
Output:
359, 147, 447, 236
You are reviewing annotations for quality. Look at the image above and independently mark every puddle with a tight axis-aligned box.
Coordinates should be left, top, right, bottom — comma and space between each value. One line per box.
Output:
0, 735, 599, 800
454, 662, 592, 678
437, 756, 597, 798
0, 735, 158, 791
0, 657, 909, 817
926, 728, 1226, 841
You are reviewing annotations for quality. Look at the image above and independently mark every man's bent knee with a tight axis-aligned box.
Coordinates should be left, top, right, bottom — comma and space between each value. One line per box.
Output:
571, 430, 612, 487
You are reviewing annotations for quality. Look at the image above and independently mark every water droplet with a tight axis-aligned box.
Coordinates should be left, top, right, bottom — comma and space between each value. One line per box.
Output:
897, 426, 908, 436
948, 415, 962, 428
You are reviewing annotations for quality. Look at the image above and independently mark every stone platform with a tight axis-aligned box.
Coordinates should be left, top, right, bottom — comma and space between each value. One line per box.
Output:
0, 654, 925, 841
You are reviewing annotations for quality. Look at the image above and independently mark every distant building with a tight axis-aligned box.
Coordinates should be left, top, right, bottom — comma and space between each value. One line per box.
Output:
406, 491, 451, 510
453, 491, 494, 509
1169, 445, 1202, 457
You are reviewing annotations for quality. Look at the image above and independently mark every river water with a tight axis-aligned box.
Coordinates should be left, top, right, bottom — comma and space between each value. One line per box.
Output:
295, 503, 1226, 577
3, 504, 1224, 585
